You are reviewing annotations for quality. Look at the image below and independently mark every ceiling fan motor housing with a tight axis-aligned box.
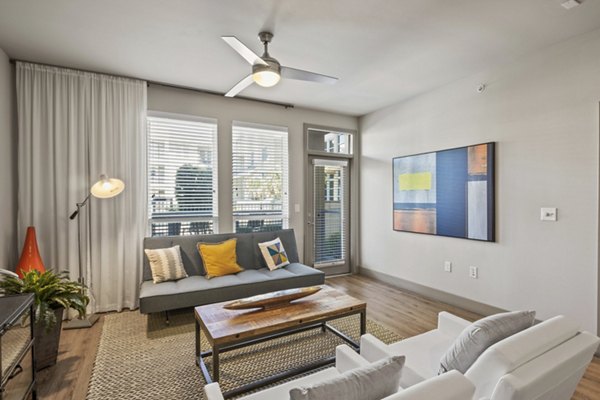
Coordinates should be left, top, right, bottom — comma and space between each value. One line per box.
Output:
252, 57, 280, 75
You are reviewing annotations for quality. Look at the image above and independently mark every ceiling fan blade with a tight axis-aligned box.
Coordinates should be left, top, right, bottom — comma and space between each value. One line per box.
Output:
280, 66, 338, 85
221, 36, 268, 66
225, 74, 254, 97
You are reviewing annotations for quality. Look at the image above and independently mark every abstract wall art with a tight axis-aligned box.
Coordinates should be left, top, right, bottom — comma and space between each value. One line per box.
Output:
392, 142, 495, 241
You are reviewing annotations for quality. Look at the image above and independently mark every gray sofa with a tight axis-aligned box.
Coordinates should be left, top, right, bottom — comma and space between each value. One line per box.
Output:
139, 229, 325, 314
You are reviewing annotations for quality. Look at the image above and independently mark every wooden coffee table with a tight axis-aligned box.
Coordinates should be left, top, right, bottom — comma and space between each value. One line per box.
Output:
194, 285, 366, 398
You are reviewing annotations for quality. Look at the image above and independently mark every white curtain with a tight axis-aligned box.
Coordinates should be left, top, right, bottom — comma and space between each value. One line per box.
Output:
17, 62, 147, 313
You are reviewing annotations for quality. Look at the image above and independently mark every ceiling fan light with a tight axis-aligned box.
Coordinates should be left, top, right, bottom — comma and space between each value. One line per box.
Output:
252, 70, 280, 87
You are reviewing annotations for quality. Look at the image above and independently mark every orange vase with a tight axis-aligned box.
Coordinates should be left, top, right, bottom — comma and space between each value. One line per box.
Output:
16, 226, 46, 278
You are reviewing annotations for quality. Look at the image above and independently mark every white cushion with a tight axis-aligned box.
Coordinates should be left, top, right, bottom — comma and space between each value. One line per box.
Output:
383, 371, 475, 400
388, 329, 456, 387
466, 315, 579, 400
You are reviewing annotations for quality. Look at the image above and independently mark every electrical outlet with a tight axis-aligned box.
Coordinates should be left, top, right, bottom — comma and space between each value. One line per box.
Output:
469, 266, 478, 279
444, 261, 452, 273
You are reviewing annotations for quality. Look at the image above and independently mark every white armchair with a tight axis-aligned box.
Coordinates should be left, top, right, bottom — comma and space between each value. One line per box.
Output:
203, 343, 476, 400
360, 312, 600, 400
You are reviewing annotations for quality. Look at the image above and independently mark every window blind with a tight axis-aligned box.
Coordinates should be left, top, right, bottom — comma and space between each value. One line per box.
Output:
147, 113, 218, 236
232, 121, 289, 233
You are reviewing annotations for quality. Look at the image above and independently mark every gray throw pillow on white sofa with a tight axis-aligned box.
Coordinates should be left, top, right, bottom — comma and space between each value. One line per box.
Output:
289, 355, 405, 400
439, 310, 535, 374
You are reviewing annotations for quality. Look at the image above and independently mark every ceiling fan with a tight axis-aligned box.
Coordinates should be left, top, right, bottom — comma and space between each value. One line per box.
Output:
221, 31, 338, 98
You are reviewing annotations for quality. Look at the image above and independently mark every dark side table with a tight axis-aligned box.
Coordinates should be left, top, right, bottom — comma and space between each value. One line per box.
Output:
0, 294, 36, 400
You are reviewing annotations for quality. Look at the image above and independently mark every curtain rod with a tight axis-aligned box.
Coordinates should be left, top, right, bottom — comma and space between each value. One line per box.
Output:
9, 58, 295, 109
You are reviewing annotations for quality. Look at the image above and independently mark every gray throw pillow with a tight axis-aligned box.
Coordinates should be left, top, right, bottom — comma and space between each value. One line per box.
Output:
289, 355, 405, 400
439, 310, 536, 374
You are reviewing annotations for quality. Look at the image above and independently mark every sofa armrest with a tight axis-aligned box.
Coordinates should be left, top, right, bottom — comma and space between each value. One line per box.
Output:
360, 334, 393, 363
437, 312, 471, 338
203, 383, 225, 400
335, 344, 370, 373
382, 371, 475, 400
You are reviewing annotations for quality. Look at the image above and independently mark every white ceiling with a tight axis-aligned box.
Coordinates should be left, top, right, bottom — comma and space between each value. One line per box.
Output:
1, 0, 600, 116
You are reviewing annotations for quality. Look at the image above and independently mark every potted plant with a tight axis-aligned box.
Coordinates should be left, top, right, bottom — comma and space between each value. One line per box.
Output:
0, 270, 89, 370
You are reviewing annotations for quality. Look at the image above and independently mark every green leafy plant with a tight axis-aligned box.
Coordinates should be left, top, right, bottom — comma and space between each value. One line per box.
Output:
0, 270, 89, 329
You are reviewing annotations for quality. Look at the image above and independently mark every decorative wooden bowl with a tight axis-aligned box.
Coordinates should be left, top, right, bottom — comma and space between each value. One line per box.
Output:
224, 286, 322, 311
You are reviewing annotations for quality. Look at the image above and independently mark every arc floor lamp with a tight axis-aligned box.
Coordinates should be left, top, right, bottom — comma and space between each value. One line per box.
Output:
64, 174, 125, 329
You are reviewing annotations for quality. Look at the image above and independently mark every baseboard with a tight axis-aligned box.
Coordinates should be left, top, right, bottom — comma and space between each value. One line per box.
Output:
358, 266, 506, 317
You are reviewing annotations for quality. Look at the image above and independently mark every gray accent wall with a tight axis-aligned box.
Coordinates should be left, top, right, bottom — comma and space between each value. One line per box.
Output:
0, 48, 17, 268
359, 28, 600, 334
147, 84, 358, 263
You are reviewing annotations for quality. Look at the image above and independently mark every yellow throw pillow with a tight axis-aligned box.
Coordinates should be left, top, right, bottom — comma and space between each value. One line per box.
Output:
197, 238, 244, 279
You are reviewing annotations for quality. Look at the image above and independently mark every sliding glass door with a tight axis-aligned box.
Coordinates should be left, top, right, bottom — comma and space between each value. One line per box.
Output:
306, 157, 350, 275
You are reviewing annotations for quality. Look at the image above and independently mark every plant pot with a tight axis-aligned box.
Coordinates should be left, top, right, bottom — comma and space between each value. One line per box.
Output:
34, 307, 64, 370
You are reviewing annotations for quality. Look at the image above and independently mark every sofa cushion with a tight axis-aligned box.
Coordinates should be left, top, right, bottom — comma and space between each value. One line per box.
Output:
139, 263, 324, 313
465, 315, 579, 400
144, 245, 188, 283
289, 355, 405, 400
439, 310, 535, 374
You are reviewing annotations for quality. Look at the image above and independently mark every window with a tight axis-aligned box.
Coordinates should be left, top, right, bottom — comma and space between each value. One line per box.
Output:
307, 128, 353, 155
147, 113, 218, 236
232, 121, 289, 233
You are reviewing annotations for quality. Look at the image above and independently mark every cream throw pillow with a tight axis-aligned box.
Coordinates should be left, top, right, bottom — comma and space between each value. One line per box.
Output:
144, 245, 188, 283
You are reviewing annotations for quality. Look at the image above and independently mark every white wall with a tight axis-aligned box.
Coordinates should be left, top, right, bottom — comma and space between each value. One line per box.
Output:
360, 29, 600, 333
148, 85, 358, 261
0, 48, 17, 268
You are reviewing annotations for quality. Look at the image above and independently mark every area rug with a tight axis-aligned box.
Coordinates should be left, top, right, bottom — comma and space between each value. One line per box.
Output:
86, 309, 403, 399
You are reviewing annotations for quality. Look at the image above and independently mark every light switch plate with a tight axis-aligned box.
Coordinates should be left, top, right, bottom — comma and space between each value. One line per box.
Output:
444, 261, 452, 273
469, 266, 478, 279
294, 204, 300, 213
540, 207, 557, 221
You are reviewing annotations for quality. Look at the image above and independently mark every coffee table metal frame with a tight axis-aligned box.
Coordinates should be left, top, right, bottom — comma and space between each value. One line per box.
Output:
195, 306, 366, 399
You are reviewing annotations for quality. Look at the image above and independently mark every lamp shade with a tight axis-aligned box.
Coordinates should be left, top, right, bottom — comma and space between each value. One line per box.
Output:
90, 174, 125, 199
252, 70, 280, 87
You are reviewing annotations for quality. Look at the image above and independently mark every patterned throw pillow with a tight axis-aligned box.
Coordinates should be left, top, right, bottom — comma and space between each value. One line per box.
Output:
258, 237, 291, 271
144, 245, 188, 284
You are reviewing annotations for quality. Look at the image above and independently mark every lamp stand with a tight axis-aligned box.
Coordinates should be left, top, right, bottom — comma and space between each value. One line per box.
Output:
64, 194, 99, 330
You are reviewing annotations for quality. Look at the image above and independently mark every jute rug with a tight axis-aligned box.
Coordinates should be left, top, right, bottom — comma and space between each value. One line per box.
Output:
87, 309, 402, 399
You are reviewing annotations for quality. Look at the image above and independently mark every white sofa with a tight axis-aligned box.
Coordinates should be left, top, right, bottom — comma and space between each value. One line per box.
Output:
204, 344, 475, 400
361, 312, 599, 400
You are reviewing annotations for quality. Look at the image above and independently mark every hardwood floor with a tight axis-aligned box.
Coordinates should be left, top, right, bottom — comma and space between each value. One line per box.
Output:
36, 274, 600, 399
35, 315, 104, 400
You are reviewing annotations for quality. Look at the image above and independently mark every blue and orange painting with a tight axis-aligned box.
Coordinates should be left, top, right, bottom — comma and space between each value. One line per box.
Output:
393, 143, 495, 241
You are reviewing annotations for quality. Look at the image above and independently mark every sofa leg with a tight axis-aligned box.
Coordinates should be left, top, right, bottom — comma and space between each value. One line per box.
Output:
165, 310, 170, 325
